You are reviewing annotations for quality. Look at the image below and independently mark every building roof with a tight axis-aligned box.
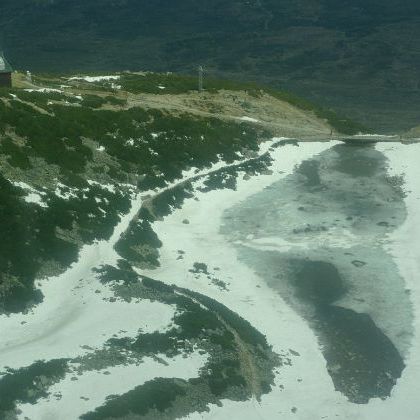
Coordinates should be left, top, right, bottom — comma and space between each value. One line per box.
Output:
0, 52, 13, 74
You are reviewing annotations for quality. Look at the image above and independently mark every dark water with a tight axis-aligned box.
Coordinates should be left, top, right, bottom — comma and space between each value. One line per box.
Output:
221, 143, 413, 403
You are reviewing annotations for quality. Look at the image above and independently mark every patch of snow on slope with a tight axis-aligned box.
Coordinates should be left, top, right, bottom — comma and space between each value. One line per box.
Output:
24, 192, 48, 207
24, 88, 63, 94
12, 181, 48, 207
0, 192, 147, 370
68, 75, 120, 83
54, 182, 85, 200
17, 351, 207, 420
87, 179, 116, 193
240, 116, 260, 123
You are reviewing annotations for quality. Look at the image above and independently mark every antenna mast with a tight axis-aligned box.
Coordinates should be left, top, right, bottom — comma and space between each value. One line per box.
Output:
198, 65, 204, 92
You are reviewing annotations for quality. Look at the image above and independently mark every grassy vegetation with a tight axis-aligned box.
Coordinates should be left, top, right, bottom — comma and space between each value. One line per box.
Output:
140, 276, 272, 353
0, 80, 269, 310
14, 89, 80, 108
0, 359, 68, 416
3, 86, 267, 177
115, 216, 163, 268
108, 275, 237, 355
0, 171, 131, 311
0, 100, 93, 173
199, 153, 273, 193
264, 88, 369, 135
119, 72, 369, 135
0, 174, 71, 312
0, 70, 364, 312
44, 185, 131, 243
81, 94, 107, 109
80, 378, 187, 420
81, 270, 276, 418
94, 262, 138, 285
115, 151, 276, 270
152, 182, 195, 217
0, 137, 32, 169
79, 94, 126, 108
184, 287, 269, 350
206, 359, 247, 396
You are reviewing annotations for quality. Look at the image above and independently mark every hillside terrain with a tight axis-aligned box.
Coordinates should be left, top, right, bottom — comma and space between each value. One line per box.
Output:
1, 72, 420, 419
1, 71, 352, 313
2, 0, 420, 132
0, 73, 337, 418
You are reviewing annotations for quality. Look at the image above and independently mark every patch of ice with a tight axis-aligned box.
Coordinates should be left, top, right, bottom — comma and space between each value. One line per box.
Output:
141, 141, 419, 419
355, 133, 398, 138
138, 140, 420, 420
359, 142, 420, 420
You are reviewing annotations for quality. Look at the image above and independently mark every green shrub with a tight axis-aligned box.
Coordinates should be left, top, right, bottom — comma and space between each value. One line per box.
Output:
0, 359, 68, 415
81, 94, 107, 109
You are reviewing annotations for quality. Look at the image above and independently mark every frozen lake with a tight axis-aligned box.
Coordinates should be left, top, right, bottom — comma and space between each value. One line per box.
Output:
149, 140, 420, 419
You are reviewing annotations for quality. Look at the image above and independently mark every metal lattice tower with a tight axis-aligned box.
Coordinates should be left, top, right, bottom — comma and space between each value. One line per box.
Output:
198, 65, 204, 92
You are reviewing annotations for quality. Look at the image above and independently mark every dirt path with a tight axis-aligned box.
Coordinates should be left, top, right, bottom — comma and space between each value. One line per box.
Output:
175, 290, 263, 398
229, 327, 262, 398
135, 137, 282, 224
30, 76, 333, 139
125, 90, 332, 139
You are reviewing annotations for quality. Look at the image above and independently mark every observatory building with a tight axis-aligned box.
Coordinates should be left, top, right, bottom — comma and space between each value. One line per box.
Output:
0, 52, 13, 87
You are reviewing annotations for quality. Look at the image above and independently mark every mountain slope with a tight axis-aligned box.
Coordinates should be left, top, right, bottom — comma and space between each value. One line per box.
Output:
0, 73, 288, 418
1, 0, 420, 132
1, 71, 420, 419
0, 71, 344, 313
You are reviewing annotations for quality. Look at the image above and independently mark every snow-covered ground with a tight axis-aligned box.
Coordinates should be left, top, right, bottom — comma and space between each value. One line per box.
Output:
0, 137, 285, 418
17, 352, 207, 420
1, 139, 419, 419
0, 193, 170, 368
